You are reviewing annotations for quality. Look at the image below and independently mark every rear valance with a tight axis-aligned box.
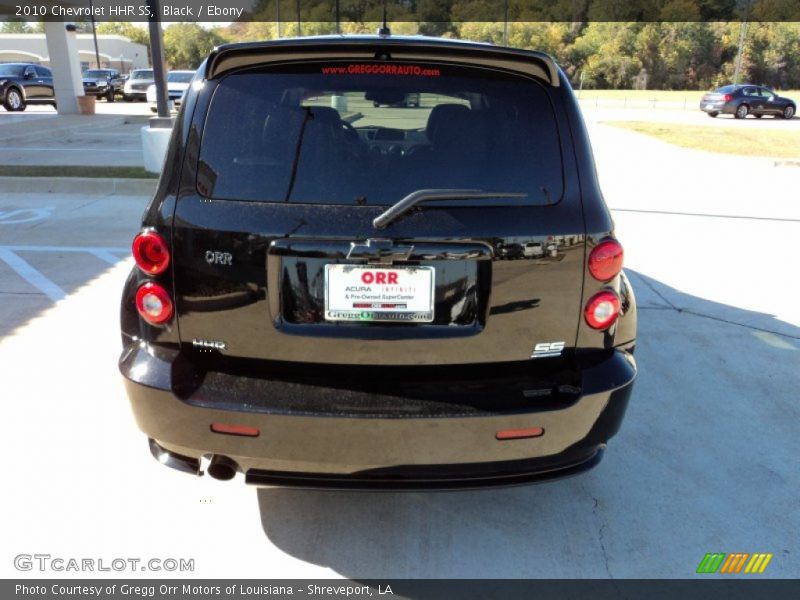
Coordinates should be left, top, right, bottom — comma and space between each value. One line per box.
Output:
205, 37, 560, 87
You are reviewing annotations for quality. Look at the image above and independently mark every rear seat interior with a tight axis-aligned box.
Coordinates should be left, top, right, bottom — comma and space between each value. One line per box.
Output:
204, 94, 544, 203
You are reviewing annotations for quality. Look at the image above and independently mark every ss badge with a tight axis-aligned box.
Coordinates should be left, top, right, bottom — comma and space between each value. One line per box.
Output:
531, 341, 565, 359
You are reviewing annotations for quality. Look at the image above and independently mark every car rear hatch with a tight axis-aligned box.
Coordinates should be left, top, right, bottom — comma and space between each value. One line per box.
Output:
171, 40, 587, 367
701, 91, 727, 105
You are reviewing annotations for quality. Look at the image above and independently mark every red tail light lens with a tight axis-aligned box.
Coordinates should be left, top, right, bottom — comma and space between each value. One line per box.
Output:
588, 239, 624, 281
135, 282, 174, 325
584, 291, 621, 330
132, 231, 170, 275
723, 94, 733, 102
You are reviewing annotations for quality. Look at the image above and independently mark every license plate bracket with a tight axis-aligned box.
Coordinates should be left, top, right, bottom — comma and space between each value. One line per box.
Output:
324, 265, 435, 323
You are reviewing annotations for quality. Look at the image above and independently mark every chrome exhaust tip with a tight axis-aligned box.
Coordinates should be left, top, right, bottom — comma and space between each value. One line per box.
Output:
207, 454, 240, 481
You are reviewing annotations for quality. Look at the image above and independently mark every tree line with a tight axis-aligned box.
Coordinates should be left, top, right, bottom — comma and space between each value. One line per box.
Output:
3, 18, 799, 90
226, 21, 800, 90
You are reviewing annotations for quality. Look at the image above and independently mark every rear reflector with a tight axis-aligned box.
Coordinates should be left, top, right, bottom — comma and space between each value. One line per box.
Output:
588, 239, 624, 281
496, 427, 544, 440
584, 290, 621, 330
210, 423, 260, 437
135, 282, 174, 325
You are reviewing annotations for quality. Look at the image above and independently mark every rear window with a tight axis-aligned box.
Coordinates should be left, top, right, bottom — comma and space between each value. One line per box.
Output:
197, 62, 563, 206
716, 85, 737, 93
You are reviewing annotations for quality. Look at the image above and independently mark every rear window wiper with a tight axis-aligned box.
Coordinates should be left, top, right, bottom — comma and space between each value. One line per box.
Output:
283, 107, 314, 203
373, 189, 528, 229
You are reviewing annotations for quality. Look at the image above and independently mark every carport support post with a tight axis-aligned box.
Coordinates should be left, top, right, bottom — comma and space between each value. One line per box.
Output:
147, 0, 170, 120
142, 0, 174, 174
89, 0, 102, 68
43, 21, 83, 115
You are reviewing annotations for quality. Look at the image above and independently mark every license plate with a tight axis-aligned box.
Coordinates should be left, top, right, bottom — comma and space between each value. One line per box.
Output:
324, 265, 434, 322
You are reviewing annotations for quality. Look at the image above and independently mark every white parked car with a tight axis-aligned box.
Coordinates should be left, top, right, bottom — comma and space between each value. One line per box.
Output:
123, 68, 154, 101
146, 70, 195, 112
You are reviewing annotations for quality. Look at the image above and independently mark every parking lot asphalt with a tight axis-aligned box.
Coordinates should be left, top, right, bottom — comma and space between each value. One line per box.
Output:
0, 101, 152, 167
1, 110, 798, 579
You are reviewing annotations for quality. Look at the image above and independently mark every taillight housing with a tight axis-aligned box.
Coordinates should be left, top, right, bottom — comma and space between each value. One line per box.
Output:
723, 94, 733, 102
584, 290, 621, 330
588, 239, 624, 281
135, 282, 174, 325
132, 230, 170, 275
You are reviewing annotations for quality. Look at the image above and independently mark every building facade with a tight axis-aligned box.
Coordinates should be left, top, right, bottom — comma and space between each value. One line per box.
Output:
0, 33, 148, 73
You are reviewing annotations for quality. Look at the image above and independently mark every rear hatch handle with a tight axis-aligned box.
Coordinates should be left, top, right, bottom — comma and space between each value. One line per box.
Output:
373, 189, 527, 230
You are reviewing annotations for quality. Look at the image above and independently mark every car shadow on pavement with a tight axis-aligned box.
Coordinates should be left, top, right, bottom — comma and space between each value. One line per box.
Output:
256, 270, 799, 579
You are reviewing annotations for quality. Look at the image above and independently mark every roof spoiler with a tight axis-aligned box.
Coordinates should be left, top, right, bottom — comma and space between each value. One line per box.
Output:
204, 38, 560, 87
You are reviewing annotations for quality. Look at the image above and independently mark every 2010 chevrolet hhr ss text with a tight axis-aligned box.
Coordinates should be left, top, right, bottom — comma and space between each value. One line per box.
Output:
119, 34, 637, 489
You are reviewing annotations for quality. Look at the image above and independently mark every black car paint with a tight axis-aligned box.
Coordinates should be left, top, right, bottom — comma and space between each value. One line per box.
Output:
120, 37, 637, 489
700, 84, 796, 119
0, 63, 55, 111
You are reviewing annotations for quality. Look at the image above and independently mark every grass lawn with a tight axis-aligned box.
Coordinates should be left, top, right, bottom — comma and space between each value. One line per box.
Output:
577, 89, 800, 105
0, 166, 157, 179
603, 121, 800, 158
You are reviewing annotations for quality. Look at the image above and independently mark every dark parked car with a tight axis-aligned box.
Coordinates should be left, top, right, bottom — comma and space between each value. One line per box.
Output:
700, 84, 796, 119
123, 68, 154, 101
120, 35, 637, 489
0, 63, 56, 111
82, 68, 124, 102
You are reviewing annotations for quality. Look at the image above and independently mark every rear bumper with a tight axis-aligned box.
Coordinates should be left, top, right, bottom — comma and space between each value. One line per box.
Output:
120, 344, 636, 490
700, 102, 734, 114
148, 97, 183, 108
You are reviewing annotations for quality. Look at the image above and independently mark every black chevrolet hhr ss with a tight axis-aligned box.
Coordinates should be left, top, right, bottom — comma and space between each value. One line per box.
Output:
120, 35, 637, 489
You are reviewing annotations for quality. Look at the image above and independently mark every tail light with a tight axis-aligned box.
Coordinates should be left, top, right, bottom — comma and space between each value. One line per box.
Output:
584, 291, 621, 330
723, 94, 733, 102
588, 239, 624, 281
135, 282, 174, 325
132, 231, 170, 275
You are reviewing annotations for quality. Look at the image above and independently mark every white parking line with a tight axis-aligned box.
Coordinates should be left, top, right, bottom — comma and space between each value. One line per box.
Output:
6, 147, 140, 153
0, 206, 54, 225
0, 246, 129, 302
3, 245, 128, 253
0, 248, 65, 302
90, 249, 125, 265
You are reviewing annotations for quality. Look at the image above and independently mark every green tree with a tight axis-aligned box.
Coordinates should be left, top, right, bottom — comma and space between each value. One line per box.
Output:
96, 21, 149, 45
1, 18, 32, 33
163, 23, 226, 69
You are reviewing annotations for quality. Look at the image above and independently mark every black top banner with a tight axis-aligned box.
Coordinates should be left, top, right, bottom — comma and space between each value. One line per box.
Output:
1, 0, 799, 23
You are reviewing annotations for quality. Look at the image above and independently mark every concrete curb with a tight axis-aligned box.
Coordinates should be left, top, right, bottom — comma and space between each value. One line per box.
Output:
0, 176, 157, 196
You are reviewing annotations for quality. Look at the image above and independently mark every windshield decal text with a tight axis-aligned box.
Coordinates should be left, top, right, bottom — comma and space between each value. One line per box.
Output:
321, 64, 441, 76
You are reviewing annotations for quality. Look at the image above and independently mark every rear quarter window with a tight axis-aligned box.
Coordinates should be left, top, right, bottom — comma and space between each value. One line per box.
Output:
197, 61, 564, 206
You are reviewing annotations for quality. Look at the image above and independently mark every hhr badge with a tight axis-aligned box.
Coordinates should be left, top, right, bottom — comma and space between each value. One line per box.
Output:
531, 342, 565, 359
193, 339, 227, 352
